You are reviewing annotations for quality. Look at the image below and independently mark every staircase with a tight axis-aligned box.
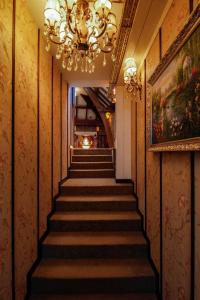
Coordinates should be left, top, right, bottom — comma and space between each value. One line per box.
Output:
69, 148, 115, 178
29, 149, 158, 300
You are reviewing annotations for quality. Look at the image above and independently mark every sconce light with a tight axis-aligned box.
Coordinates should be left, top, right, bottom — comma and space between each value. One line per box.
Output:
105, 112, 111, 120
124, 58, 142, 100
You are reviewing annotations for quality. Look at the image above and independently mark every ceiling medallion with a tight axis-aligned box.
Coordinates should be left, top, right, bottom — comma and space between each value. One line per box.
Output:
44, 0, 118, 73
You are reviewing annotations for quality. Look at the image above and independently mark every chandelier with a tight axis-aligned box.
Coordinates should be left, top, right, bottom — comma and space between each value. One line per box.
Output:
124, 58, 142, 100
44, 0, 118, 73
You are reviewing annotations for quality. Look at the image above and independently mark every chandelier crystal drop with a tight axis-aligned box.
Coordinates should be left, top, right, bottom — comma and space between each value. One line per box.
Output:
44, 0, 118, 73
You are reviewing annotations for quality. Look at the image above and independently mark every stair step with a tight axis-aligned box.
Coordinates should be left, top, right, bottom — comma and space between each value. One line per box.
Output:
69, 169, 115, 178
60, 179, 133, 196
49, 211, 142, 232
30, 293, 158, 300
56, 195, 137, 211
72, 155, 112, 162
73, 148, 113, 156
42, 231, 148, 259
31, 258, 156, 293
71, 162, 114, 170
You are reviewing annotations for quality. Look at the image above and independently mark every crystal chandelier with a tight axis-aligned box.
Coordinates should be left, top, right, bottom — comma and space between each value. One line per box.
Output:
124, 58, 142, 100
44, 0, 118, 73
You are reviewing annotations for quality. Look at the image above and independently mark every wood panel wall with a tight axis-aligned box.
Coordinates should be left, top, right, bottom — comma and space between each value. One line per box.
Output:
0, 1, 68, 299
132, 1, 200, 298
0, 1, 13, 299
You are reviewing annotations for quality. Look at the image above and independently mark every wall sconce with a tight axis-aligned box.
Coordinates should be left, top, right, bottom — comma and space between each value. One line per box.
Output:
124, 58, 142, 100
105, 112, 111, 120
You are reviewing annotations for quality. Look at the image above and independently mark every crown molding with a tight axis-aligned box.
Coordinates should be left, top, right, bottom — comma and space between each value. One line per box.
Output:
110, 0, 139, 85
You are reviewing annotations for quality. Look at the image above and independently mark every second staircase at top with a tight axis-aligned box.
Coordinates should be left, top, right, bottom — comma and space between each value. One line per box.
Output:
70, 148, 115, 178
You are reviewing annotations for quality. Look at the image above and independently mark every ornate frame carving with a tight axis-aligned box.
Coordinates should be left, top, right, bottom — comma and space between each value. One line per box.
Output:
147, 4, 200, 152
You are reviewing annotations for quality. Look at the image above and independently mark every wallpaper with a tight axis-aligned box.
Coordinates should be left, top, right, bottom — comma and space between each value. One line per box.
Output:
39, 34, 52, 238
162, 153, 191, 300
193, 0, 200, 8
195, 152, 200, 300
146, 33, 160, 80
131, 101, 137, 184
136, 64, 145, 221
0, 1, 13, 299
53, 60, 61, 196
146, 151, 160, 272
15, 1, 38, 299
162, 0, 189, 56
62, 78, 68, 180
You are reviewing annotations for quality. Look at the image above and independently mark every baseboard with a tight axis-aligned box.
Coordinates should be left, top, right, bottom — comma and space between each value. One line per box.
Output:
59, 175, 69, 186
25, 194, 59, 300
134, 193, 161, 300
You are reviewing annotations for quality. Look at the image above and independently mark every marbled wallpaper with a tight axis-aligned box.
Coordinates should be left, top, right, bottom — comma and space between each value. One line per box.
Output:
53, 59, 61, 196
162, 153, 191, 300
195, 152, 200, 300
39, 34, 52, 238
15, 1, 38, 299
162, 0, 189, 55
146, 33, 160, 80
146, 151, 160, 272
0, 1, 13, 299
62, 78, 68, 179
136, 64, 145, 221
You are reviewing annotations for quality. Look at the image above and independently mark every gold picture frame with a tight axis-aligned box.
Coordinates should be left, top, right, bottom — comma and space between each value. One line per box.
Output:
147, 4, 200, 152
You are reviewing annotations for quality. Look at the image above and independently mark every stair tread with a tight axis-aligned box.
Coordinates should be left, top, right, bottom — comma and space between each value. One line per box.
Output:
30, 293, 157, 300
43, 231, 147, 246
72, 162, 113, 164
50, 211, 140, 221
72, 155, 112, 157
62, 178, 132, 187
32, 257, 154, 279
57, 195, 136, 202
70, 169, 114, 171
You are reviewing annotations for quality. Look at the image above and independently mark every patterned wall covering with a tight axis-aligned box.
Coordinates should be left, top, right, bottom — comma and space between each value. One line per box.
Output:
39, 34, 52, 238
195, 152, 200, 300
146, 33, 160, 80
194, 0, 200, 7
146, 152, 160, 272
62, 78, 68, 179
133, 2, 199, 297
53, 60, 61, 196
15, 1, 38, 299
162, 153, 191, 300
136, 64, 145, 220
0, 1, 13, 299
162, 0, 189, 55
131, 101, 137, 184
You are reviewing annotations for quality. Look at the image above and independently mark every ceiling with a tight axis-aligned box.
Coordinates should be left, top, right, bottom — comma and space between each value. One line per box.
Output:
27, 0, 169, 87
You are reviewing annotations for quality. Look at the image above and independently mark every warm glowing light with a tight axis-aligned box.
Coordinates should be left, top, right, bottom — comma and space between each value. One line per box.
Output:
43, 0, 117, 73
123, 57, 142, 100
82, 136, 91, 149
105, 112, 111, 120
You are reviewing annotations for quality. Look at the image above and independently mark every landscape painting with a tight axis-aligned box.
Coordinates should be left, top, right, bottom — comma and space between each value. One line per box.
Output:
151, 24, 200, 146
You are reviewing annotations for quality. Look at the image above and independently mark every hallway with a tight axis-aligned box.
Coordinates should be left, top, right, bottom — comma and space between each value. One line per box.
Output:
0, 0, 200, 300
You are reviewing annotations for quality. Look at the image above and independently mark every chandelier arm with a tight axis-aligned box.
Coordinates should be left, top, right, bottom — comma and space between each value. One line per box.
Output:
67, 15, 77, 35
48, 32, 66, 45
93, 21, 108, 39
100, 43, 114, 53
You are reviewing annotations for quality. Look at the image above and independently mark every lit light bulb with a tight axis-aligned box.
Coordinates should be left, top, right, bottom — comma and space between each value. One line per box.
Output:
45, 43, 50, 52
44, 0, 61, 23
62, 60, 66, 69
103, 54, 106, 67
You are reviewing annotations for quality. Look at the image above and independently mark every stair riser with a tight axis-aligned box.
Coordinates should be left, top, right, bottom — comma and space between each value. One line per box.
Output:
42, 245, 148, 259
56, 201, 137, 212
60, 186, 133, 196
73, 149, 112, 156
72, 156, 112, 162
71, 163, 114, 170
31, 277, 156, 294
49, 220, 142, 232
69, 170, 115, 178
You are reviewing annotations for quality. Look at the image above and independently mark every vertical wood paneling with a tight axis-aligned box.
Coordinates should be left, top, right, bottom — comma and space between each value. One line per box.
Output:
53, 59, 61, 196
195, 152, 200, 300
162, 153, 191, 300
39, 34, 52, 237
131, 101, 137, 184
61, 78, 68, 179
136, 64, 145, 218
162, 0, 189, 56
0, 1, 13, 299
15, 1, 38, 299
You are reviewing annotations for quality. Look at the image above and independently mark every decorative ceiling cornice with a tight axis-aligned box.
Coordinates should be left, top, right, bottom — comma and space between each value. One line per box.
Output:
110, 0, 139, 84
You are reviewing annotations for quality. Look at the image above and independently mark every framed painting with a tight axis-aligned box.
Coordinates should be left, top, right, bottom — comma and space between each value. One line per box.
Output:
147, 4, 200, 151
